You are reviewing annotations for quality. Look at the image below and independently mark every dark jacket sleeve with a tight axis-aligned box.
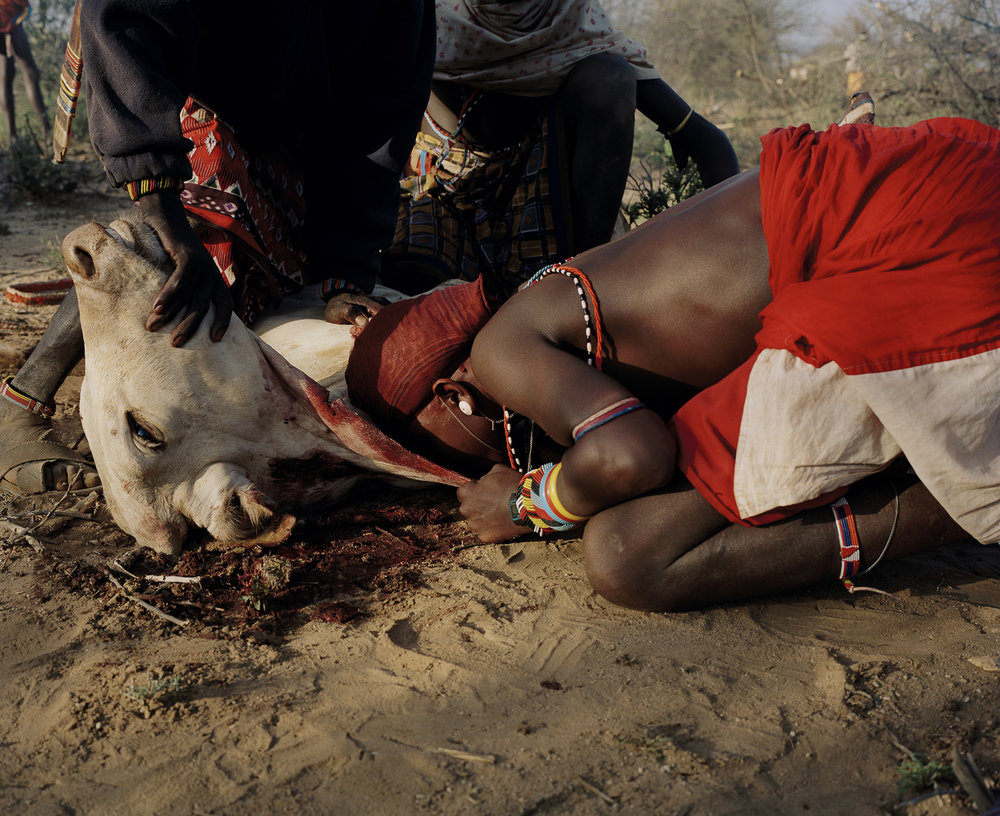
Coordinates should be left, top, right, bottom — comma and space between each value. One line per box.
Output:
81, 0, 200, 187
304, 0, 435, 291
80, 0, 435, 293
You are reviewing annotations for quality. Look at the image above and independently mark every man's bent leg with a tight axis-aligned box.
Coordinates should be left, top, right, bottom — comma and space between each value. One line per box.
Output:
582, 474, 969, 612
0, 290, 99, 493
558, 54, 637, 252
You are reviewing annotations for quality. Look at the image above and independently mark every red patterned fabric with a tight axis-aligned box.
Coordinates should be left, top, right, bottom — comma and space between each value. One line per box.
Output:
0, 1, 28, 33
345, 278, 493, 432
179, 99, 310, 325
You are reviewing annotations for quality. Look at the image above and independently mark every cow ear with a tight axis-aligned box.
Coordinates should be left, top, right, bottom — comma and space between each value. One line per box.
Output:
214, 484, 297, 547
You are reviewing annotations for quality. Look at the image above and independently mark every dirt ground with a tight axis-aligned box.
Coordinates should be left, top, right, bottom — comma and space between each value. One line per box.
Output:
1, 180, 1000, 816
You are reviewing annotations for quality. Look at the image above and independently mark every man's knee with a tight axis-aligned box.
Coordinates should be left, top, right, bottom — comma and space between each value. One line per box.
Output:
582, 510, 680, 612
560, 54, 636, 121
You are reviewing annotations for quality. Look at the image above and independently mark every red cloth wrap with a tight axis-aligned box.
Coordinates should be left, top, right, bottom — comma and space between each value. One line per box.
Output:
346, 278, 493, 431
672, 117, 1000, 525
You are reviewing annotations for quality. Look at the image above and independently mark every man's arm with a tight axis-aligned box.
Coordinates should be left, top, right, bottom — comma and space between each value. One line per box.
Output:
457, 285, 676, 542
136, 191, 232, 346
81, 0, 227, 345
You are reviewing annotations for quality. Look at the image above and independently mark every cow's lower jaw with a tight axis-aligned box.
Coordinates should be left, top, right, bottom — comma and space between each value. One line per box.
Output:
126, 507, 189, 556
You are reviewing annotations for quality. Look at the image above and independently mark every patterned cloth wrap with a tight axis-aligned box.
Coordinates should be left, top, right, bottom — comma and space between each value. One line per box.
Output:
434, 0, 658, 96
0, 0, 28, 34
179, 99, 311, 326
383, 109, 570, 297
672, 114, 1000, 544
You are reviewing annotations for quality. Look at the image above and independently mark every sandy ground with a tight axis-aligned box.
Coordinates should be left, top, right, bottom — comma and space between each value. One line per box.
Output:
1, 181, 1000, 816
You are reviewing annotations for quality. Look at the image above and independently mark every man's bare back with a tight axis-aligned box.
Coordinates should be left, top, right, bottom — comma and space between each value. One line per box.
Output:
473, 170, 772, 431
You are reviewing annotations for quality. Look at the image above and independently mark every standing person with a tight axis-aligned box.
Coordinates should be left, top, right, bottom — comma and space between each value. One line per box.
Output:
382, 0, 738, 297
346, 113, 1000, 611
0, 0, 47, 140
0, 0, 434, 495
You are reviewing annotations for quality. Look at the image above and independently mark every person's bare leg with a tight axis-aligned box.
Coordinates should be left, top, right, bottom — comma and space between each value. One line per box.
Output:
582, 472, 969, 612
0, 51, 15, 140
0, 290, 99, 493
557, 54, 637, 252
10, 26, 46, 129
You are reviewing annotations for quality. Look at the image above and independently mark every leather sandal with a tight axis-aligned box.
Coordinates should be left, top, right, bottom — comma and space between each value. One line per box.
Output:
0, 438, 96, 495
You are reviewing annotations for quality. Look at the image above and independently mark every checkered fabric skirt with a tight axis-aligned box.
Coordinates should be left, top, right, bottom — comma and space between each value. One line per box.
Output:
381, 109, 571, 298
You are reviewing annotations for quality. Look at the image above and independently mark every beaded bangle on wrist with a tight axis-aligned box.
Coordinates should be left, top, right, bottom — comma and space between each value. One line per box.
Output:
510, 462, 588, 535
124, 175, 186, 202
319, 278, 365, 302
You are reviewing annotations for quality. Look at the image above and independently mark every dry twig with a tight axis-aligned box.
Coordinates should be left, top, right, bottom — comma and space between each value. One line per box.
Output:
107, 571, 189, 626
0, 517, 50, 552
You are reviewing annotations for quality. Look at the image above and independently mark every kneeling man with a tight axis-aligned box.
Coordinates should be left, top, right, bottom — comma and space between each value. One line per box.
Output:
346, 115, 1000, 611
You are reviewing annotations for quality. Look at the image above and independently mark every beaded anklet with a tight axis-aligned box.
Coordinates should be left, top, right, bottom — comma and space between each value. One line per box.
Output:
1, 377, 54, 419
831, 489, 900, 596
832, 497, 861, 581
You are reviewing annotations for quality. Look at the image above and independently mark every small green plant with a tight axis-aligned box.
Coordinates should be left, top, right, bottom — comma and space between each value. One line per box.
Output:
896, 754, 954, 796
123, 673, 185, 718
624, 153, 704, 226
125, 675, 182, 703
617, 732, 675, 765
2, 129, 81, 198
240, 574, 271, 614
43, 238, 66, 271
239, 555, 292, 615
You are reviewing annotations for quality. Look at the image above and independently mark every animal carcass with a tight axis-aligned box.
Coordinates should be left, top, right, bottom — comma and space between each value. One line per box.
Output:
63, 215, 463, 554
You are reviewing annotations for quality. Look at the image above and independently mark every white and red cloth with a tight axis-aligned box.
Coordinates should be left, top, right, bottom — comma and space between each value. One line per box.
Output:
671, 118, 1000, 543
433, 0, 658, 96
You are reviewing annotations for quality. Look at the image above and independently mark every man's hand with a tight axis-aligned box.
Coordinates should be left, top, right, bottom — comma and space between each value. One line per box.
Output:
136, 190, 233, 347
456, 464, 527, 543
324, 292, 389, 330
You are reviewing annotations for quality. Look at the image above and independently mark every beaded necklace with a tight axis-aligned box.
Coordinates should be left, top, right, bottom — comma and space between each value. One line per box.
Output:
503, 263, 605, 473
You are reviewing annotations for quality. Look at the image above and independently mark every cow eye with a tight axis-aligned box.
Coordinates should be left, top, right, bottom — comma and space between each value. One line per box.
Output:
127, 412, 165, 452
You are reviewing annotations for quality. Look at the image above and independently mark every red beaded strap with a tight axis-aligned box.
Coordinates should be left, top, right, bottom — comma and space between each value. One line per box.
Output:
1, 377, 54, 419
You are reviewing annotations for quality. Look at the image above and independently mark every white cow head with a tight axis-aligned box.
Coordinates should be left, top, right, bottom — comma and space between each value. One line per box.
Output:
64, 215, 462, 554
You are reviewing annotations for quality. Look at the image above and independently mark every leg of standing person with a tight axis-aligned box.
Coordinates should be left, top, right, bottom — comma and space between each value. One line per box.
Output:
0, 291, 99, 493
10, 24, 47, 131
0, 44, 15, 140
582, 472, 969, 612
557, 53, 637, 252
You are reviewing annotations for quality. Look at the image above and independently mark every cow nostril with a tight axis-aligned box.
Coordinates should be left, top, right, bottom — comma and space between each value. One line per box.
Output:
67, 246, 97, 279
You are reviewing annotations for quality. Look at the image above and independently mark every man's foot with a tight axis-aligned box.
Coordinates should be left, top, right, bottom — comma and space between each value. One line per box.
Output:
0, 410, 100, 494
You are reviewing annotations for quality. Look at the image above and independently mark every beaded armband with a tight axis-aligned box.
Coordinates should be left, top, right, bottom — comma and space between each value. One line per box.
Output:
124, 175, 186, 202
319, 278, 365, 302
509, 462, 588, 535
572, 397, 645, 442
1, 377, 54, 419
